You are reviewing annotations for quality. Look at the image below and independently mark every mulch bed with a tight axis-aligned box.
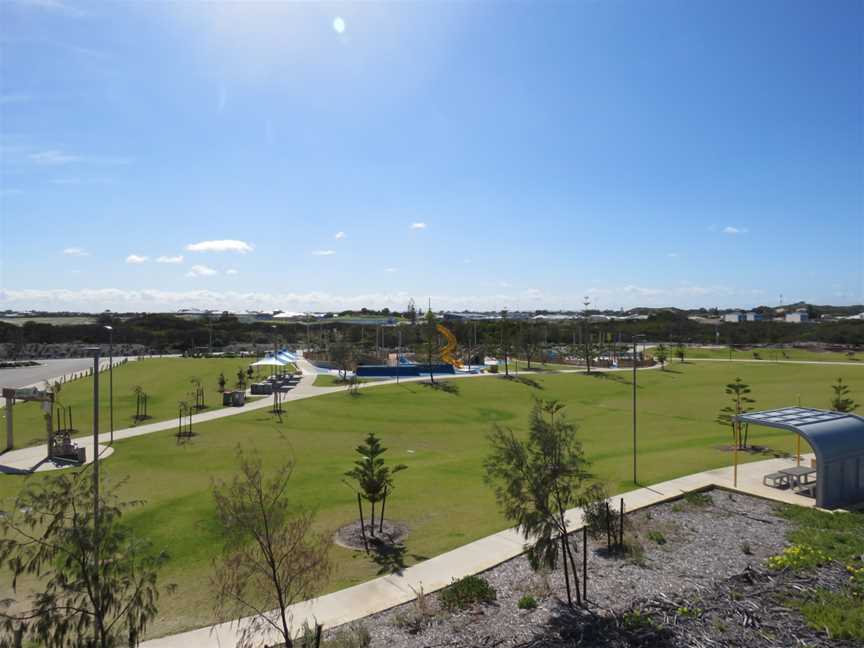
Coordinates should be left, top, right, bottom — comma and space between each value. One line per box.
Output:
334, 519, 409, 552
321, 490, 851, 647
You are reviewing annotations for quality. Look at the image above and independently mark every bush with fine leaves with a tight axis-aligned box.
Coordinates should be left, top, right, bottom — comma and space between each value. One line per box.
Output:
440, 575, 497, 611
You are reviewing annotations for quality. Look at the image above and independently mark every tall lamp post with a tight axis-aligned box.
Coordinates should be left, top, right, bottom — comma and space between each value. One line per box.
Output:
104, 325, 114, 444
632, 334, 646, 484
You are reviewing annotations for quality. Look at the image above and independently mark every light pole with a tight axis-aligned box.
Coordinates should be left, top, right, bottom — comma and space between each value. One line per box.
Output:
86, 345, 101, 648
104, 325, 114, 444
632, 334, 645, 484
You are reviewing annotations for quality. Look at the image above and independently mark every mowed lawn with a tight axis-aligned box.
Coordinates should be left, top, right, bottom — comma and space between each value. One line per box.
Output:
681, 346, 861, 363
3, 357, 270, 447
0, 361, 862, 638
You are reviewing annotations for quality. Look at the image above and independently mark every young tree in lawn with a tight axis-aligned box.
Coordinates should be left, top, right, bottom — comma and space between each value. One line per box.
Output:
344, 433, 407, 539
211, 449, 330, 648
245, 365, 254, 384
217, 372, 226, 394
675, 342, 686, 363
830, 377, 858, 412
424, 310, 438, 384
519, 324, 541, 370
484, 399, 592, 607
235, 367, 246, 391
330, 335, 355, 381
655, 344, 668, 370
717, 377, 756, 449
498, 310, 513, 377
0, 472, 170, 648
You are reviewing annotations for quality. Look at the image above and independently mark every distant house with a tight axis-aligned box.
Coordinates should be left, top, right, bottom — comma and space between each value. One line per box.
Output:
785, 310, 810, 323
723, 312, 745, 323
745, 312, 763, 322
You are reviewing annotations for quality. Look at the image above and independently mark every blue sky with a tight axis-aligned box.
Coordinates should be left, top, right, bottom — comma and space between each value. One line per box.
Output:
1, 0, 861, 313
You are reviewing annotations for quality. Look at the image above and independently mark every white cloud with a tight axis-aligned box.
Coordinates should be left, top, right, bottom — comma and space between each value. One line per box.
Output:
186, 265, 218, 277
722, 226, 748, 235
0, 283, 762, 312
410, 222, 427, 230
311, 250, 336, 256
156, 255, 184, 264
334, 231, 346, 240
185, 239, 254, 254
226, 269, 239, 275
125, 254, 148, 264
0, 94, 30, 105
667, 253, 679, 258
31, 150, 83, 165
384, 267, 397, 273
62, 247, 88, 257
11, 0, 84, 14
29, 150, 132, 166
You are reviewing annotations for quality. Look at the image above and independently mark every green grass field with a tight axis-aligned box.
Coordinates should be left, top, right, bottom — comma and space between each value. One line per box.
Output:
4, 358, 270, 447
670, 346, 860, 363
312, 374, 377, 387
1, 360, 862, 637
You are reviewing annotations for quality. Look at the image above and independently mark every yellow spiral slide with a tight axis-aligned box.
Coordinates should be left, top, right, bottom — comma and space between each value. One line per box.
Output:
436, 324, 463, 368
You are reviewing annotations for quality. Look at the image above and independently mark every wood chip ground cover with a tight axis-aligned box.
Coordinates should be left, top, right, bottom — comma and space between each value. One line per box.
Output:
323, 491, 857, 647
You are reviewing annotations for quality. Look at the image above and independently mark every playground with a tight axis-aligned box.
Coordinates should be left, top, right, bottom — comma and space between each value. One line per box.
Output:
0, 355, 861, 638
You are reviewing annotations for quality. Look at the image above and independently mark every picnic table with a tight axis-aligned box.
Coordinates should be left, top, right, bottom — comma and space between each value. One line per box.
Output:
780, 466, 817, 494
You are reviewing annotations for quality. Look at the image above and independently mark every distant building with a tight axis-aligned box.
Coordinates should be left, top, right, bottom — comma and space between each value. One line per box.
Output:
745, 312, 763, 322
785, 310, 810, 323
723, 312, 745, 323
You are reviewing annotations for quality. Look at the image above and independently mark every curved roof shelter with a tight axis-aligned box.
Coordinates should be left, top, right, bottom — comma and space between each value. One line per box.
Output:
735, 407, 864, 509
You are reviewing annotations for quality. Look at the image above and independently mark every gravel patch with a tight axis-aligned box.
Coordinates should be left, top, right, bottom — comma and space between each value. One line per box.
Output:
323, 490, 807, 648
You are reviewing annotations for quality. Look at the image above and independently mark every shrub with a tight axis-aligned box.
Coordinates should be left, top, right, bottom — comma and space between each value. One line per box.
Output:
683, 491, 712, 508
517, 594, 538, 610
326, 623, 371, 648
791, 589, 864, 641
440, 575, 497, 611
647, 530, 666, 545
767, 544, 830, 571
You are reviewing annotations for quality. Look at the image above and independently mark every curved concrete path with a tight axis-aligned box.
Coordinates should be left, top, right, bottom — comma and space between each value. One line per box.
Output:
141, 452, 819, 647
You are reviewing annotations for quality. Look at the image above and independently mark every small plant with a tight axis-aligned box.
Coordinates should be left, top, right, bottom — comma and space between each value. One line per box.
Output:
517, 594, 538, 610
647, 530, 666, 545
440, 575, 497, 611
767, 544, 830, 571
394, 585, 433, 635
671, 503, 684, 513
683, 491, 712, 508
326, 622, 371, 648
622, 609, 657, 632
676, 606, 702, 619
846, 563, 864, 598
740, 541, 752, 555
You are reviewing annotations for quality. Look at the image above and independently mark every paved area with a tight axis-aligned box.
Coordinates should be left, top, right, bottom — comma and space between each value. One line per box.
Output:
0, 357, 135, 391
141, 453, 819, 648
0, 441, 114, 474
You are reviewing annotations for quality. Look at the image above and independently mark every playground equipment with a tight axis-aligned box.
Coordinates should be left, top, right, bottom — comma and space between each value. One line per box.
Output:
2, 386, 85, 463
436, 324, 463, 368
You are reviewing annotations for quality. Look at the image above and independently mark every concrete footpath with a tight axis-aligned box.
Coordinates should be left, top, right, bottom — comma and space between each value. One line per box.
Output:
141, 453, 818, 648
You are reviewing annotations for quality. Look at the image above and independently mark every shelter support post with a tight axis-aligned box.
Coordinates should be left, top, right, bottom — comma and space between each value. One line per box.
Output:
4, 395, 12, 451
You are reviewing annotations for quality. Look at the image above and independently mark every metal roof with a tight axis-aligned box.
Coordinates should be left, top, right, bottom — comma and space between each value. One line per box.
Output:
735, 407, 864, 464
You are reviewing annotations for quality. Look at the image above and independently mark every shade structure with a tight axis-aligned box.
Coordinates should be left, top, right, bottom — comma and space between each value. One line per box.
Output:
735, 407, 864, 509
250, 357, 287, 367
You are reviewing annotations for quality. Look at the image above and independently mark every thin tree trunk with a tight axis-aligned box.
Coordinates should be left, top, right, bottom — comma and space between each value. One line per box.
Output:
564, 537, 581, 605
357, 494, 368, 552
370, 500, 376, 537
379, 489, 387, 534
560, 533, 572, 607
582, 525, 588, 602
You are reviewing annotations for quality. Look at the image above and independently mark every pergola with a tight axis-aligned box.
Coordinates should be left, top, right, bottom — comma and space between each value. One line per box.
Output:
735, 407, 864, 509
